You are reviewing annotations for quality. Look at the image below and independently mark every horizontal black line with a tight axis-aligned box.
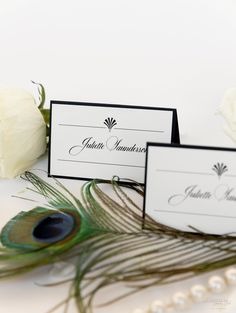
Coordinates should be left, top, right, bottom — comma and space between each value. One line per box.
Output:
147, 142, 236, 153
155, 169, 236, 178
156, 169, 215, 176
115, 127, 164, 133
59, 124, 106, 129
58, 124, 164, 133
51, 100, 176, 112
154, 209, 236, 219
58, 159, 145, 169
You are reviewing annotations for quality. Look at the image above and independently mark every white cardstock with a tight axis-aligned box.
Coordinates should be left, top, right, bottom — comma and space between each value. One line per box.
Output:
144, 143, 236, 235
49, 102, 179, 183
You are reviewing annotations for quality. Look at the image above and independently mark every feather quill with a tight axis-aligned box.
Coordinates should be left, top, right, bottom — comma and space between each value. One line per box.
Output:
0, 172, 236, 313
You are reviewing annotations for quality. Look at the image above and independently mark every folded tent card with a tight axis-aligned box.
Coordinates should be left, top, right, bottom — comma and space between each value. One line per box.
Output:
144, 143, 236, 235
49, 102, 236, 234
49, 101, 180, 183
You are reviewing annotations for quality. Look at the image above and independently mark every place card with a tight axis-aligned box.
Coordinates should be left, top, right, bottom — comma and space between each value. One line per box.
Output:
49, 101, 179, 183
144, 143, 236, 235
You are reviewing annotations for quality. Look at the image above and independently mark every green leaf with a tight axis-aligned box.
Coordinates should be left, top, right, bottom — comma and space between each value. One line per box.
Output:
31, 80, 46, 109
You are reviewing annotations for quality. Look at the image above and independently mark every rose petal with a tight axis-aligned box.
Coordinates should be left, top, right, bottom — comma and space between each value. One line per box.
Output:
0, 88, 46, 178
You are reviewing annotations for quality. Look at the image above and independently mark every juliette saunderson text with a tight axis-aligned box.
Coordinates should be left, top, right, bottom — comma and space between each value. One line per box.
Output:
69, 136, 146, 155
168, 184, 236, 206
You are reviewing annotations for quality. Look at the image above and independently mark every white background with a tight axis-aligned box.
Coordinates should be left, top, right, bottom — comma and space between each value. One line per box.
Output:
1, 0, 236, 312
0, 0, 236, 147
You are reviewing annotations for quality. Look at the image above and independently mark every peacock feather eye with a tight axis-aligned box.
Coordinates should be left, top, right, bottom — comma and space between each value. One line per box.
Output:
32, 213, 75, 244
0, 207, 81, 250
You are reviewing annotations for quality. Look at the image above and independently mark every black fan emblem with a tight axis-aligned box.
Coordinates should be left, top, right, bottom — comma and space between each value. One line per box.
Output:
104, 117, 117, 132
212, 162, 228, 179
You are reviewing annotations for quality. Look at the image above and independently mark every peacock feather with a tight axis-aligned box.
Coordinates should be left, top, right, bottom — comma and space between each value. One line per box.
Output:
0, 172, 236, 313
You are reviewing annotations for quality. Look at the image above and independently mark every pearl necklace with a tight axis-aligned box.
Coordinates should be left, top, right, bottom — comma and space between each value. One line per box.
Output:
132, 267, 236, 313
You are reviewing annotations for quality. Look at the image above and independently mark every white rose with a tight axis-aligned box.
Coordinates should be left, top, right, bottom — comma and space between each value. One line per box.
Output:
219, 87, 236, 142
0, 88, 46, 178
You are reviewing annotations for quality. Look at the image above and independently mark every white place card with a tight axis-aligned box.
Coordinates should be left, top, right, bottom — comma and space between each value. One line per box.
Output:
49, 101, 179, 183
144, 143, 236, 235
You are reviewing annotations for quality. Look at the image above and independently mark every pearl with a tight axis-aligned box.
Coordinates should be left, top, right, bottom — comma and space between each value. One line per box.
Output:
225, 268, 236, 285
190, 284, 208, 302
131, 268, 236, 313
172, 292, 191, 310
208, 276, 226, 293
149, 300, 166, 313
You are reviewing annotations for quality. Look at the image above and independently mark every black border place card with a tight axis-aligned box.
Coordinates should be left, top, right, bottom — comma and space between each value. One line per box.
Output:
49, 101, 180, 183
144, 143, 236, 235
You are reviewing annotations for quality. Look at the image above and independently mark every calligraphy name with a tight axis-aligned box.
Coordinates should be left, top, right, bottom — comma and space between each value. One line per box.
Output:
69, 136, 146, 156
168, 184, 236, 206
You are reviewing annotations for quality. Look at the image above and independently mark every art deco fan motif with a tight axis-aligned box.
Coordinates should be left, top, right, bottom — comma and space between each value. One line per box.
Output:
212, 162, 228, 178
104, 117, 117, 132
0, 172, 236, 313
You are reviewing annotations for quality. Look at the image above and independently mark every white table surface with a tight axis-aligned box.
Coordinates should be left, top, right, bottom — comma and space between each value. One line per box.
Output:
1, 1, 236, 312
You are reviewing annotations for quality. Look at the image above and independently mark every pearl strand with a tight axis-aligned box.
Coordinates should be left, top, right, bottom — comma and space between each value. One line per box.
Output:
132, 267, 236, 313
